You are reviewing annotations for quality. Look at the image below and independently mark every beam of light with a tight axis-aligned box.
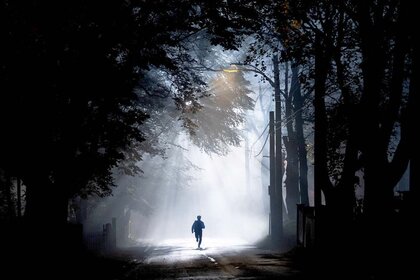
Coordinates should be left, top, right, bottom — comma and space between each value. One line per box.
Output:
124, 77, 272, 248
129, 135, 269, 247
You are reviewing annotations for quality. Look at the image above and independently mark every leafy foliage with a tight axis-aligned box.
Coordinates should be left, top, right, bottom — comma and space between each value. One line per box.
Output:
0, 1, 261, 219
184, 71, 254, 155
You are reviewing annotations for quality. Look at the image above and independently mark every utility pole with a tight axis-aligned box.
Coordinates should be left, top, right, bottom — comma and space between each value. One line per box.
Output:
228, 59, 284, 245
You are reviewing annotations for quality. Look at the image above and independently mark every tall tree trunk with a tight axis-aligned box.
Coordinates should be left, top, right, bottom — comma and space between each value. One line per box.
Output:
314, 32, 332, 248
405, 11, 419, 209
400, 5, 419, 277
358, 2, 409, 224
333, 50, 359, 223
283, 62, 299, 221
409, 30, 419, 205
272, 54, 283, 242
356, 4, 409, 276
406, 54, 418, 273
314, 34, 331, 210
291, 65, 309, 205
283, 135, 299, 221
357, 0, 391, 222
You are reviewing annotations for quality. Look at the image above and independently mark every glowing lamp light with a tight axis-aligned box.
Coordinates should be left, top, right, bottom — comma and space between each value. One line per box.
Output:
223, 69, 239, 73
223, 64, 239, 73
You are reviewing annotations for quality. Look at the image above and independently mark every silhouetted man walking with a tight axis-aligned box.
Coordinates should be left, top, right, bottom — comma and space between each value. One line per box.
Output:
191, 215, 205, 248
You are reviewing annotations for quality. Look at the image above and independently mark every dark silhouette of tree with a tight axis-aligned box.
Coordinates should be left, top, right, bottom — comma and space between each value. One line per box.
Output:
72, 39, 255, 244
0, 0, 255, 226
239, 1, 314, 226
1, 2, 416, 278
291, 66, 309, 206
274, 0, 417, 276
283, 62, 299, 221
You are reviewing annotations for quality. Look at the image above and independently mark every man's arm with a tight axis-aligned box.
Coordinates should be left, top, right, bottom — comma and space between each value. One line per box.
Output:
191, 222, 195, 233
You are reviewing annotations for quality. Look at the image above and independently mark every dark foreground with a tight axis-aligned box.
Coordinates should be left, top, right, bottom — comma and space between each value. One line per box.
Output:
2, 235, 416, 280
3, 237, 306, 280
108, 239, 305, 279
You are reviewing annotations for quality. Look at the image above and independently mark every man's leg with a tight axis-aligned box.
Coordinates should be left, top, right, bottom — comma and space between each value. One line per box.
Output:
195, 232, 199, 242
198, 233, 202, 248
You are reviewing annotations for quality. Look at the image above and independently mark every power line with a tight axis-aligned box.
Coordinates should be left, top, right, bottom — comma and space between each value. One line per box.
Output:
254, 131, 270, 157
251, 123, 269, 148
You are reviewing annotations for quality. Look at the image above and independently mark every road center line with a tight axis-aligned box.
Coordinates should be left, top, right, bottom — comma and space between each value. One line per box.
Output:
201, 252, 218, 264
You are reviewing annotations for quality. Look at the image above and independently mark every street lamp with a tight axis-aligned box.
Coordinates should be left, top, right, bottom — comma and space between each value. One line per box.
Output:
197, 60, 284, 245
226, 60, 284, 246
222, 64, 240, 73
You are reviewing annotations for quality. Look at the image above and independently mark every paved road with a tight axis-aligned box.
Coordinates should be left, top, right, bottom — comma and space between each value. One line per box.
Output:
112, 238, 305, 279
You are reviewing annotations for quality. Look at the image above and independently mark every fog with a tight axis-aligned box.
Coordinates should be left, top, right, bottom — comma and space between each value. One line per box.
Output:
117, 82, 273, 246
84, 76, 276, 247
131, 141, 269, 245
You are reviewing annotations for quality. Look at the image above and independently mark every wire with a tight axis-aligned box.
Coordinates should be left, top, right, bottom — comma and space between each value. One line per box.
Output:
254, 131, 270, 157
274, 100, 312, 132
251, 123, 269, 148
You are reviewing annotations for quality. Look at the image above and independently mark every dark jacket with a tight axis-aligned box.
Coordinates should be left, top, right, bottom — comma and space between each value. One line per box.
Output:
191, 220, 205, 233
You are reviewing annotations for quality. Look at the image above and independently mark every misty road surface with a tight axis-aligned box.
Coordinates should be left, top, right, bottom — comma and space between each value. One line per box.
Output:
113, 238, 305, 279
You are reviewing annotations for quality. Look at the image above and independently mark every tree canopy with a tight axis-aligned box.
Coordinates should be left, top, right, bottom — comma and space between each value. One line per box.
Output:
0, 0, 256, 222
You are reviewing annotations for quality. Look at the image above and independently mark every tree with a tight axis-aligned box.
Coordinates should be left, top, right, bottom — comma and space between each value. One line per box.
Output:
275, 2, 417, 276
74, 38, 256, 244
0, 0, 254, 227
185, 70, 254, 155
291, 65, 309, 206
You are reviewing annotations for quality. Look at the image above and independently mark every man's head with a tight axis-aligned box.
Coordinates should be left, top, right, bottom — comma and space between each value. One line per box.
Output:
197, 215, 201, 220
